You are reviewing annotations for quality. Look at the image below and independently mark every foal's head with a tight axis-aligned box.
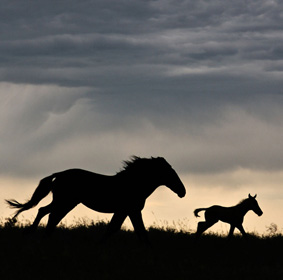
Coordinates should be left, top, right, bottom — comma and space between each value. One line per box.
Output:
247, 194, 263, 216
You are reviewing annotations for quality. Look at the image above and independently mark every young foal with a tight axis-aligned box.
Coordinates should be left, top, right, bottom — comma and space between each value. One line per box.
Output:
194, 194, 263, 237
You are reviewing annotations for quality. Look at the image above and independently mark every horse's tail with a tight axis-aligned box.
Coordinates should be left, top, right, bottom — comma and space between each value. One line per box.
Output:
5, 174, 56, 219
194, 208, 207, 218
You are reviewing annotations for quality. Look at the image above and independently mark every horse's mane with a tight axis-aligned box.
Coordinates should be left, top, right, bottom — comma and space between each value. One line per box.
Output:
123, 155, 143, 167
117, 156, 165, 176
117, 156, 148, 175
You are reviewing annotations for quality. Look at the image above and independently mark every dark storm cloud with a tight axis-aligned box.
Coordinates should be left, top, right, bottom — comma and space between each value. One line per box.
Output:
1, 0, 283, 86
1, 0, 283, 178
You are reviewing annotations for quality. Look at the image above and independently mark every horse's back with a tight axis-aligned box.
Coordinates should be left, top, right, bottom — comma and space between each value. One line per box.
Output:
50, 168, 148, 214
55, 168, 111, 183
51, 169, 128, 212
52, 169, 114, 194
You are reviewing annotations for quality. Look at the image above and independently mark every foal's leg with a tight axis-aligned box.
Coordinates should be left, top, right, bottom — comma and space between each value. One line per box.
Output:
228, 225, 235, 238
236, 224, 247, 237
103, 212, 127, 241
129, 211, 149, 244
196, 220, 217, 237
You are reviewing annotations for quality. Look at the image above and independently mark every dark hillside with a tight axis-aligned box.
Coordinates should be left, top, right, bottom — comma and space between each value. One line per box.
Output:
0, 219, 282, 280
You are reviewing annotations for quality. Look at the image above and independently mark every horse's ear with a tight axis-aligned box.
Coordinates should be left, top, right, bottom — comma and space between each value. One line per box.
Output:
249, 193, 257, 199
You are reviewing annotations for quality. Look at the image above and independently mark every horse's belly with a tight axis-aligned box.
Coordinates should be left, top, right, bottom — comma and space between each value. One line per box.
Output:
82, 195, 145, 214
81, 198, 117, 213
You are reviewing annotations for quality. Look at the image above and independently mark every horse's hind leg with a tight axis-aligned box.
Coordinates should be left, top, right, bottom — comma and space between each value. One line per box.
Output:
29, 203, 53, 232
45, 203, 76, 235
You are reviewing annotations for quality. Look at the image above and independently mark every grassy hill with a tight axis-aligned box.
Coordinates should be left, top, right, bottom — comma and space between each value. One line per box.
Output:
0, 218, 282, 280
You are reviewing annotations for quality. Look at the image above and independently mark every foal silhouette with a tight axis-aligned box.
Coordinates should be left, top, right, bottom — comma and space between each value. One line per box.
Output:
194, 194, 263, 237
6, 156, 186, 243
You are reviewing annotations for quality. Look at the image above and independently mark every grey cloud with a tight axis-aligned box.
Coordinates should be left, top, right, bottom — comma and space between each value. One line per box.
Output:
1, 82, 283, 179
1, 0, 283, 180
1, 0, 283, 88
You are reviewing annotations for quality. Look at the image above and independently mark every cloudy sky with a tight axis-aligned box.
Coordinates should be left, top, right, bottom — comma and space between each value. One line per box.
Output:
1, 0, 283, 234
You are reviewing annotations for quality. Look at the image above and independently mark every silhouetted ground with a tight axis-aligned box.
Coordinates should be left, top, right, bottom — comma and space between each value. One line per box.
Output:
0, 219, 282, 280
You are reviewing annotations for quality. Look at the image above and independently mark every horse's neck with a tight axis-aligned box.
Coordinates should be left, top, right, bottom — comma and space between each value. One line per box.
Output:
117, 173, 159, 198
143, 183, 159, 198
236, 202, 251, 216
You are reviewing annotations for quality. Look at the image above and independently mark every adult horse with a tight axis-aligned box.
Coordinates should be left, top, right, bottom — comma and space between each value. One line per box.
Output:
6, 156, 186, 243
194, 194, 263, 238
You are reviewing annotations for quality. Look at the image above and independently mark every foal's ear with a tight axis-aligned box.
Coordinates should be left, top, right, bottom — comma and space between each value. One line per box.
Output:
248, 193, 252, 198
254, 194, 257, 198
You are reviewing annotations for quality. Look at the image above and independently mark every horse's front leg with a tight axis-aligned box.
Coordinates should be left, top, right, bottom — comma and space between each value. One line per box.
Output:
129, 211, 150, 245
236, 224, 248, 237
103, 212, 127, 241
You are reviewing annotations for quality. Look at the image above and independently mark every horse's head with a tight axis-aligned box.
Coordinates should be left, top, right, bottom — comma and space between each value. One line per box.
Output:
154, 157, 186, 198
248, 194, 263, 216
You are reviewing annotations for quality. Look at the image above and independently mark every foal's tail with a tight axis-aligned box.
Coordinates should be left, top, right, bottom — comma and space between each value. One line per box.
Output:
194, 208, 207, 218
5, 174, 56, 219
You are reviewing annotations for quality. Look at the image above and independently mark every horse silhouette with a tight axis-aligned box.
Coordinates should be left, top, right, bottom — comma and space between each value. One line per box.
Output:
6, 156, 186, 243
194, 194, 263, 237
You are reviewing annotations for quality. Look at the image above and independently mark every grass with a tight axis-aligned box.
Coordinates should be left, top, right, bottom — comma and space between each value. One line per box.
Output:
0, 218, 282, 280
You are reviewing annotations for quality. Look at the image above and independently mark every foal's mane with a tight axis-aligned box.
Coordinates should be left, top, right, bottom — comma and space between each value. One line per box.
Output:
236, 197, 249, 206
